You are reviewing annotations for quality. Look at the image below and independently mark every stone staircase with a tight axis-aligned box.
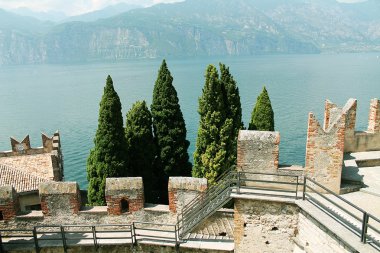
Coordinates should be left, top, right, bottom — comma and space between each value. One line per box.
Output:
189, 210, 234, 240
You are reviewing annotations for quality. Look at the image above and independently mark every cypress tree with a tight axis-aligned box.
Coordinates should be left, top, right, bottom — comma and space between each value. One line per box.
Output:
86, 75, 128, 205
151, 60, 191, 201
248, 86, 275, 131
219, 63, 243, 168
125, 101, 157, 203
193, 65, 233, 184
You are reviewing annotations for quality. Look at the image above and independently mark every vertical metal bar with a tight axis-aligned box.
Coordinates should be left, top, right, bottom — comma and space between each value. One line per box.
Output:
132, 222, 137, 246
237, 172, 240, 194
92, 226, 98, 250
60, 226, 67, 253
33, 227, 40, 253
0, 231, 3, 253
129, 224, 134, 246
302, 176, 307, 200
295, 176, 299, 199
361, 212, 369, 243
174, 224, 179, 250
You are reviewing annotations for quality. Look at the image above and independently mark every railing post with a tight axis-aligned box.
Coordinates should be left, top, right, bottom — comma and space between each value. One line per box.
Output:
174, 224, 179, 252
132, 222, 137, 246
361, 212, 369, 243
33, 227, 40, 253
0, 231, 3, 253
60, 226, 67, 253
302, 176, 307, 200
295, 176, 299, 199
92, 226, 98, 250
237, 172, 240, 194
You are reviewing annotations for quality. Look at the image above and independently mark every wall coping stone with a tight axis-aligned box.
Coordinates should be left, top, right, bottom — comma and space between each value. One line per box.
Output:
39, 182, 78, 195
168, 177, 207, 191
238, 130, 280, 144
105, 177, 143, 194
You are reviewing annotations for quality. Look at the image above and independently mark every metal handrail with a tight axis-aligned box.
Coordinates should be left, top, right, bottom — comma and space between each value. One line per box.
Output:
303, 176, 380, 247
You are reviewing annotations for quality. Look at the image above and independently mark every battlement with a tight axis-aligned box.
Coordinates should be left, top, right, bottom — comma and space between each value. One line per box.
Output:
237, 130, 280, 173
0, 131, 63, 186
168, 177, 207, 213
0, 131, 62, 157
305, 98, 380, 193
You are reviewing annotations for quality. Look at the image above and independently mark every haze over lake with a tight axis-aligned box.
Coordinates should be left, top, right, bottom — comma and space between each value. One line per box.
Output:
0, 53, 379, 188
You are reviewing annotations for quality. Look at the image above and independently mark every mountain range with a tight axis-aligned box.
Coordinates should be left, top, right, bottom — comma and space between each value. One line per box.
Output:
0, 0, 379, 65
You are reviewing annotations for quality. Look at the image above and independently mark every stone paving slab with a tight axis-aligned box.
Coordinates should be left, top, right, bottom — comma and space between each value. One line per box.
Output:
342, 151, 380, 196
297, 200, 379, 253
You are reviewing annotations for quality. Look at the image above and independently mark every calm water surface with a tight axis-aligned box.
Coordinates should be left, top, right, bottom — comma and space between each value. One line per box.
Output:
0, 54, 379, 188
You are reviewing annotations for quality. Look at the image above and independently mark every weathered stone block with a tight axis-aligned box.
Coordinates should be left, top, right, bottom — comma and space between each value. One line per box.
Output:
106, 177, 144, 215
39, 182, 81, 216
168, 177, 207, 213
237, 130, 280, 174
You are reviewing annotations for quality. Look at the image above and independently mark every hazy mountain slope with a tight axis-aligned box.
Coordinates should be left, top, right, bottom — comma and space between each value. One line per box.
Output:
65, 3, 143, 22
10, 7, 66, 22
0, 0, 379, 65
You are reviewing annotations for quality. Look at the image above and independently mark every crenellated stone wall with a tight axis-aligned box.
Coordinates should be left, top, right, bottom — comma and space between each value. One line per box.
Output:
39, 181, 81, 216
0, 131, 64, 182
168, 177, 207, 213
237, 130, 280, 173
105, 177, 144, 215
305, 112, 345, 194
368, 98, 380, 133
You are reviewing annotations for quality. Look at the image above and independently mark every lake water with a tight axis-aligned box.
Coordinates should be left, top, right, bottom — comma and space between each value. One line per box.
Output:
0, 53, 379, 189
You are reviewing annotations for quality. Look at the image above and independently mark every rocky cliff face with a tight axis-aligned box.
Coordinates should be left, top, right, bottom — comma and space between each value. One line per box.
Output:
0, 0, 379, 65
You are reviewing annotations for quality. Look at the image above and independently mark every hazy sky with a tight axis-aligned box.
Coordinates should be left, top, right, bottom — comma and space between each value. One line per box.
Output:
0, 0, 183, 16
0, 0, 368, 16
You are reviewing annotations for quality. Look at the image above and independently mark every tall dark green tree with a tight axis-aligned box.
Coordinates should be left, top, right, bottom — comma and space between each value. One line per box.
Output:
248, 86, 275, 131
86, 75, 129, 205
125, 101, 157, 203
151, 60, 191, 201
193, 65, 234, 184
219, 63, 243, 168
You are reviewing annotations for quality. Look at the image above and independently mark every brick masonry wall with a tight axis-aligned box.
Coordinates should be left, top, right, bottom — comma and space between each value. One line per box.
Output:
39, 182, 81, 216
106, 194, 144, 215
305, 112, 345, 194
368, 98, 380, 133
40, 193, 80, 216
0, 186, 19, 221
168, 177, 207, 214
234, 199, 299, 253
105, 178, 144, 215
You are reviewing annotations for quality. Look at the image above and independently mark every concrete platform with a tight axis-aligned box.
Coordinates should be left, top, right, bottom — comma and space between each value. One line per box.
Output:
342, 151, 380, 196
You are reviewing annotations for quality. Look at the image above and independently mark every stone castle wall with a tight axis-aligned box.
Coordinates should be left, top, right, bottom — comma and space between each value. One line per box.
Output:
233, 198, 299, 253
0, 132, 63, 182
168, 177, 207, 213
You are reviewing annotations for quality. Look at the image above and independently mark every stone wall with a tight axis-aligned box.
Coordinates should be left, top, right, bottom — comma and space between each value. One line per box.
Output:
237, 130, 280, 173
305, 112, 345, 194
105, 177, 144, 215
168, 177, 207, 213
368, 98, 380, 133
4, 244, 232, 253
39, 182, 81, 216
0, 131, 64, 182
233, 198, 299, 253
295, 211, 352, 253
0, 186, 19, 221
